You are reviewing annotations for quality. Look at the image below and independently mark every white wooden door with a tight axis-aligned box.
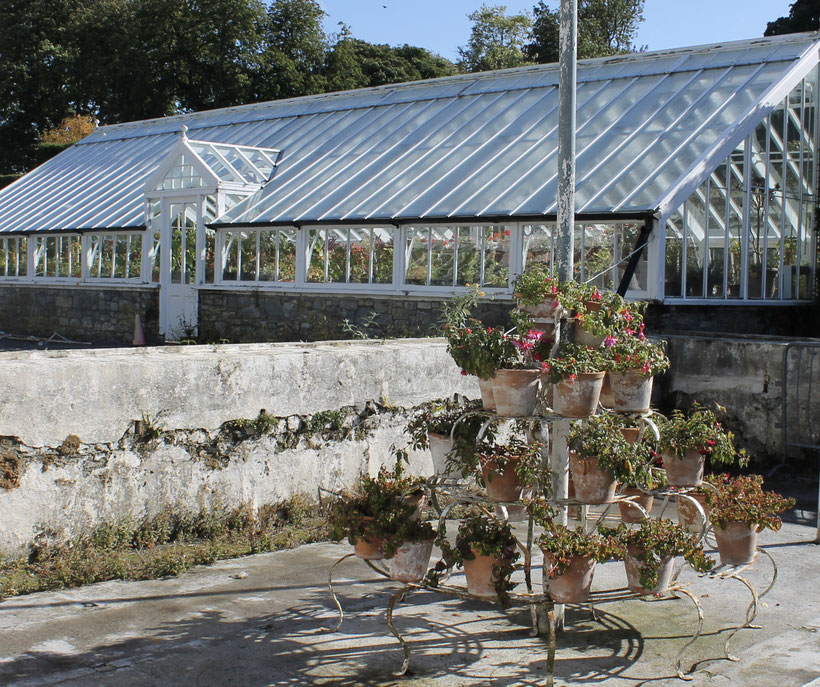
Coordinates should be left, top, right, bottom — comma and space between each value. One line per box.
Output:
160, 198, 199, 339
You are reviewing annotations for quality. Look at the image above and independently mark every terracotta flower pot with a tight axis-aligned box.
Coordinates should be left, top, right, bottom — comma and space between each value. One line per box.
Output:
624, 546, 674, 594
714, 521, 759, 566
464, 550, 507, 598
619, 427, 641, 444
481, 457, 523, 502
529, 319, 556, 341
569, 451, 618, 504
543, 553, 596, 603
676, 492, 710, 532
388, 539, 435, 582
552, 371, 605, 418
353, 516, 384, 560
618, 488, 654, 523
599, 373, 615, 409
428, 432, 455, 477
663, 449, 705, 487
608, 370, 654, 412
518, 299, 560, 319
493, 368, 541, 417
478, 376, 496, 410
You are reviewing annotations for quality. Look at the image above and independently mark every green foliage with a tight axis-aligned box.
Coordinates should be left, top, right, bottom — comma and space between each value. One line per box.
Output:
568, 413, 653, 483
705, 474, 795, 531
458, 4, 533, 72
307, 409, 345, 434
341, 312, 382, 340
136, 411, 165, 444
602, 519, 714, 590
526, 0, 646, 64
540, 342, 606, 383
604, 333, 670, 376
443, 320, 516, 379
472, 438, 546, 489
657, 403, 749, 468
512, 263, 561, 306
765, 0, 820, 36
538, 522, 620, 578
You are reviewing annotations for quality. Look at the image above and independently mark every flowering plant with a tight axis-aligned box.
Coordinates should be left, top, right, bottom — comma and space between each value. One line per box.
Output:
512, 263, 562, 309
538, 522, 620, 578
443, 319, 515, 379
604, 332, 670, 376
567, 413, 653, 483
540, 343, 607, 384
705, 473, 795, 531
467, 438, 545, 488
657, 403, 749, 468
602, 519, 715, 589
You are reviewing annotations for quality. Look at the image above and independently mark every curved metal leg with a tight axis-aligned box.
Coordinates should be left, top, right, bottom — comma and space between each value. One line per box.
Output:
672, 586, 704, 680
756, 547, 778, 599
545, 605, 556, 687
721, 573, 760, 661
386, 586, 412, 676
322, 552, 357, 633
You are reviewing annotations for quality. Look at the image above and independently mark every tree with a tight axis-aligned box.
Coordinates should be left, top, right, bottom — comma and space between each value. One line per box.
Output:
256, 0, 328, 101
764, 0, 820, 35
526, 0, 645, 64
458, 4, 533, 73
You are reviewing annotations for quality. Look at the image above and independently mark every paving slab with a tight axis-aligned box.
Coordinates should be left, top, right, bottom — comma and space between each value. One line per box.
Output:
0, 515, 818, 687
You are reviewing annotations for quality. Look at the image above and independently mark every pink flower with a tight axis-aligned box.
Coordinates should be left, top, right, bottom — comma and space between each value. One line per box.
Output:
568, 373, 577, 382
604, 335, 618, 348
461, 370, 468, 376
640, 363, 650, 374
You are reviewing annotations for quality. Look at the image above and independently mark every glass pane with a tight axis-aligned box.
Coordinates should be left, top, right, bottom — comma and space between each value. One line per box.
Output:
583, 224, 615, 291
327, 227, 348, 283
306, 228, 325, 283
685, 192, 705, 297
128, 235, 142, 279
259, 230, 277, 282
665, 210, 683, 297
114, 235, 128, 279
707, 182, 726, 298
799, 201, 814, 299
204, 228, 216, 283
404, 227, 428, 286
349, 228, 370, 284
572, 223, 584, 282
223, 231, 238, 280
170, 203, 183, 283
522, 224, 554, 272
46, 237, 57, 277
239, 231, 257, 281
151, 230, 161, 283
616, 223, 647, 292
33, 237, 44, 277
456, 226, 479, 287
372, 227, 394, 284
279, 229, 296, 282
184, 204, 197, 285
482, 225, 510, 288
765, 193, 783, 298
430, 226, 455, 287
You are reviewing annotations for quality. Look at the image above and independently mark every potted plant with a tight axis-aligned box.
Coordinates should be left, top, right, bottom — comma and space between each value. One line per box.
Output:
327, 465, 429, 563
559, 285, 646, 348
604, 519, 715, 594
657, 403, 749, 487
512, 263, 562, 318
603, 331, 670, 412
567, 414, 650, 504
470, 439, 544, 503
446, 515, 521, 603
541, 343, 607, 418
405, 398, 493, 477
706, 473, 795, 565
537, 518, 620, 603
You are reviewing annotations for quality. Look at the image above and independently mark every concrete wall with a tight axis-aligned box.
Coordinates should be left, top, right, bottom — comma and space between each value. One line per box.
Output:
0, 284, 159, 344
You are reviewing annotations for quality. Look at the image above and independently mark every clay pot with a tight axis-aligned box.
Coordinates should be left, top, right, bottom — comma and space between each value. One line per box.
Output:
529, 319, 556, 341
493, 368, 541, 417
518, 299, 560, 319
618, 488, 654, 523
388, 539, 435, 582
608, 370, 654, 412
569, 451, 618, 504
599, 373, 615, 409
663, 449, 705, 487
543, 553, 596, 603
478, 376, 496, 410
353, 517, 385, 560
619, 427, 641, 444
463, 551, 506, 598
676, 492, 710, 532
624, 546, 674, 594
552, 371, 605, 418
403, 490, 428, 521
428, 432, 455, 476
714, 521, 759, 566
573, 324, 606, 348
481, 457, 523, 503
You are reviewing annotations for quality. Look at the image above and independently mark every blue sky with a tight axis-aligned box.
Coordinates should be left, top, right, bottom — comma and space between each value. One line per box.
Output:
318, 0, 796, 62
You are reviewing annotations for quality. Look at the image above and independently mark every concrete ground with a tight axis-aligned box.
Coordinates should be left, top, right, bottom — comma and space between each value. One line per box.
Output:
1, 492, 818, 687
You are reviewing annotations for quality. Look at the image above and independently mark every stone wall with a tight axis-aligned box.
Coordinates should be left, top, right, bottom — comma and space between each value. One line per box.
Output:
197, 289, 513, 343
0, 285, 159, 344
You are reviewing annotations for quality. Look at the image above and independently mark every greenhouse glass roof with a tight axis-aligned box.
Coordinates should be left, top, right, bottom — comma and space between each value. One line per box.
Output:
0, 32, 818, 234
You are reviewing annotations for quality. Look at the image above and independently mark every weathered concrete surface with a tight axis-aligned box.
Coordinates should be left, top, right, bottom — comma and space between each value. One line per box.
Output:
0, 514, 817, 686
0, 339, 476, 447
661, 334, 820, 461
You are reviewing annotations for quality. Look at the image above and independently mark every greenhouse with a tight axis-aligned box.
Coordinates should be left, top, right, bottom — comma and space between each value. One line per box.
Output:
0, 32, 817, 340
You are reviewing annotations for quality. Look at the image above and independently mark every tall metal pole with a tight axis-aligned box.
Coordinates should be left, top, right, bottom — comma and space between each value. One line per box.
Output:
547, 0, 578, 635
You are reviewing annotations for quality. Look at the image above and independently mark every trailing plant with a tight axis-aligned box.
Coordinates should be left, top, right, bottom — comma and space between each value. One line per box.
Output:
603, 519, 715, 590
429, 515, 520, 605
705, 473, 795, 531
538, 522, 620, 578
540, 342, 607, 384
471, 438, 546, 491
567, 413, 652, 483
658, 403, 749, 468
604, 332, 670, 376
